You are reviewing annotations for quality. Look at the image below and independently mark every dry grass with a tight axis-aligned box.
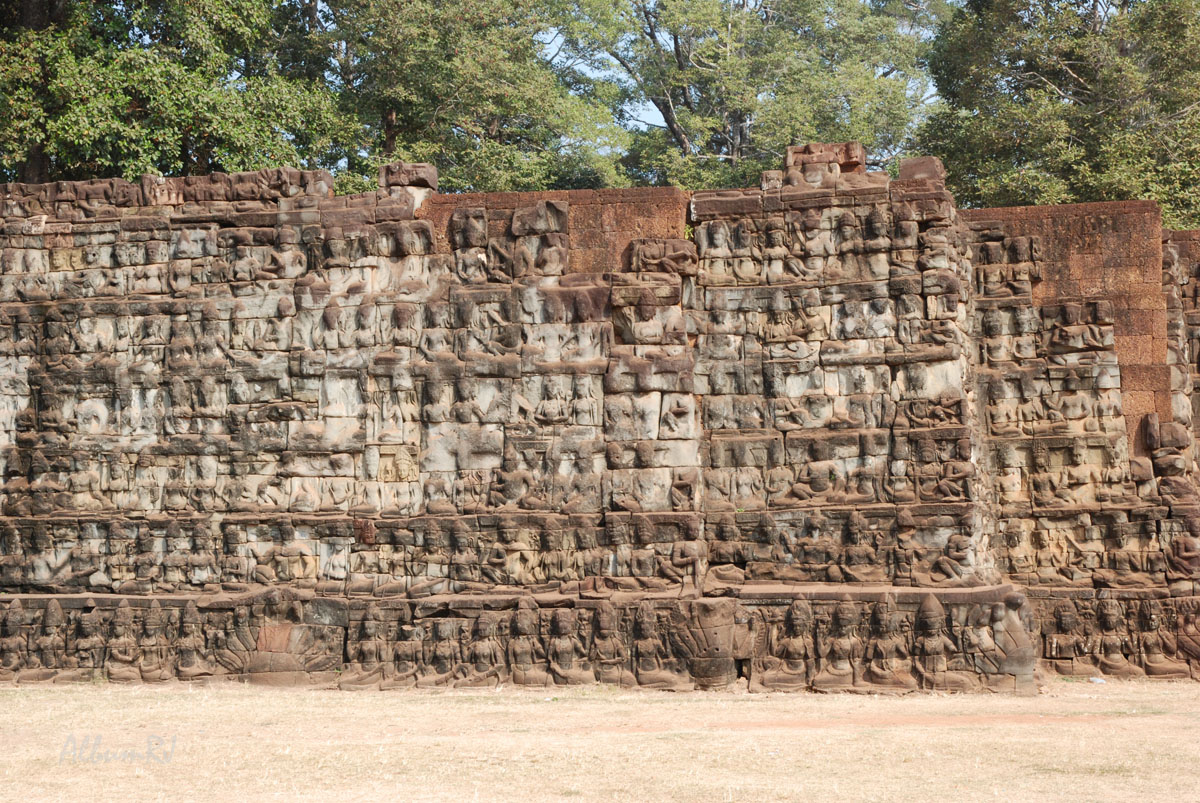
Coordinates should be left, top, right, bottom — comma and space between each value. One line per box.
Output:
2, 677, 1199, 802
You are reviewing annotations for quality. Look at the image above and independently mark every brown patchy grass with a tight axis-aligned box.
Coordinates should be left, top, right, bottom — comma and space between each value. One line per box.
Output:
2, 677, 1199, 802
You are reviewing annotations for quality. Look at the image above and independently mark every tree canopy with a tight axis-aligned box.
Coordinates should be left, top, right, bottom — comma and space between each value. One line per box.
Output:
918, 0, 1200, 228
0, 0, 350, 183
557, 0, 936, 188
309, 0, 629, 192
0, 0, 935, 191
3, 0, 1200, 225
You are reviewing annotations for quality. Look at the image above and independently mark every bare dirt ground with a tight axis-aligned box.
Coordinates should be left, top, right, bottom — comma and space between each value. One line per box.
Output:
2, 677, 1198, 802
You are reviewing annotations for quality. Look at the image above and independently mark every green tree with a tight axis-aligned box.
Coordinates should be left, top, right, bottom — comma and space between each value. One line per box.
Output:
309, 0, 628, 193
0, 0, 350, 183
1, 0, 940, 193
558, 0, 934, 188
918, 0, 1200, 228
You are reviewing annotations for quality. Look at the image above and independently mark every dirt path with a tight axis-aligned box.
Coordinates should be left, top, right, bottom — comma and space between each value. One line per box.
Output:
2, 678, 1198, 802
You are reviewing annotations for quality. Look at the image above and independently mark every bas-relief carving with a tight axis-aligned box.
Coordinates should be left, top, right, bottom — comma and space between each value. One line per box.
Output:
0, 143, 1196, 688
0, 589, 1038, 690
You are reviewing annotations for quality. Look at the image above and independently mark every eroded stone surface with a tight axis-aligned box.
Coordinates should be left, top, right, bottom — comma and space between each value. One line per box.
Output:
0, 145, 1196, 689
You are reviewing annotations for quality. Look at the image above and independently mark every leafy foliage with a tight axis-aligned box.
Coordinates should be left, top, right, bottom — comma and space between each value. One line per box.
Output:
317, 0, 629, 192
918, 0, 1200, 228
40, 0, 1167, 200
1, 0, 942, 191
558, 0, 934, 188
0, 0, 350, 182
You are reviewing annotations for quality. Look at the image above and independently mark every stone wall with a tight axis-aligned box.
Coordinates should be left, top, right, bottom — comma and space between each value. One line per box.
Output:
0, 144, 1196, 690
1, 586, 1033, 691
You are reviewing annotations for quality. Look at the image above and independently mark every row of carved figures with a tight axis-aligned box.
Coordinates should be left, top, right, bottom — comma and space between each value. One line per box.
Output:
0, 510, 980, 593
0, 594, 1035, 692
1041, 598, 1200, 679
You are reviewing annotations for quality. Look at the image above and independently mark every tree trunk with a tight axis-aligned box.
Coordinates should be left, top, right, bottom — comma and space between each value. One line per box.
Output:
652, 97, 692, 157
19, 143, 49, 183
20, 0, 67, 29
180, 131, 193, 176
383, 108, 398, 156
15, 0, 66, 182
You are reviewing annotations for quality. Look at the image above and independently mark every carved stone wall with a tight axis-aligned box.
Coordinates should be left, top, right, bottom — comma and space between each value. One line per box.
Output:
0, 144, 1198, 690
1, 587, 1033, 692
